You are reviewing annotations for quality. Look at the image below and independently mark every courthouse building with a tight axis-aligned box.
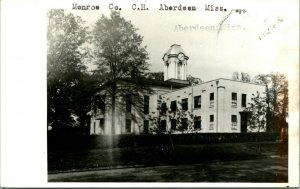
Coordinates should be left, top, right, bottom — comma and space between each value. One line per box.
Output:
90, 44, 265, 135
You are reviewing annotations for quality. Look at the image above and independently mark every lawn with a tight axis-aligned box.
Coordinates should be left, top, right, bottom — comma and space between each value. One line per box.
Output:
48, 141, 287, 173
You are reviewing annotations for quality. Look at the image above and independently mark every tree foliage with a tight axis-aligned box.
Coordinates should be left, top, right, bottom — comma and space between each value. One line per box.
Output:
253, 72, 288, 133
91, 11, 150, 134
144, 72, 164, 81
232, 72, 251, 82
187, 75, 203, 85
245, 92, 267, 132
47, 10, 96, 132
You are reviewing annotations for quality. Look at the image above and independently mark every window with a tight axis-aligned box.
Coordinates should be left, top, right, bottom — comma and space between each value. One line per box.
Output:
171, 101, 177, 111
232, 92, 237, 107
181, 118, 188, 130
161, 102, 167, 114
210, 93, 214, 108
231, 115, 237, 130
144, 95, 149, 114
171, 119, 177, 130
194, 116, 201, 129
194, 95, 201, 108
99, 97, 105, 113
242, 94, 247, 107
143, 120, 149, 134
210, 93, 214, 100
93, 122, 96, 133
126, 94, 132, 113
209, 115, 214, 130
125, 119, 131, 133
100, 118, 105, 131
182, 98, 188, 111
210, 115, 214, 122
160, 120, 166, 132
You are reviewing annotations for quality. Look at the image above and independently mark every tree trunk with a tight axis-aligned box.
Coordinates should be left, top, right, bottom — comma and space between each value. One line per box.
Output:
111, 82, 116, 135
265, 85, 272, 132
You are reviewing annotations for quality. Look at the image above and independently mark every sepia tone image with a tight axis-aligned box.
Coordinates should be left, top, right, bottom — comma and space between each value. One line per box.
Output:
47, 3, 293, 183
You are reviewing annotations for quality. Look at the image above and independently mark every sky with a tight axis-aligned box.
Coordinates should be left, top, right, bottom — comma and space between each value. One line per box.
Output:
70, 0, 298, 81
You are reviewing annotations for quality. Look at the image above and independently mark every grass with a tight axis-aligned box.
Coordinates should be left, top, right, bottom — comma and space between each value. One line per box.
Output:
48, 141, 287, 173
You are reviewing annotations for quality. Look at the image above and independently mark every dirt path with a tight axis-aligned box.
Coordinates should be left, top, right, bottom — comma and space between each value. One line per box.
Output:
48, 155, 287, 182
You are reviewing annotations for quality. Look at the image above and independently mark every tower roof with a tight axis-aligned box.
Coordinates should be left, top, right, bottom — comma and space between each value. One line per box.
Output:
166, 44, 186, 55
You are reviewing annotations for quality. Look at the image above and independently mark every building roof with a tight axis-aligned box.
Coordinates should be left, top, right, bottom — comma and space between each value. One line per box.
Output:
166, 44, 186, 55
161, 78, 265, 95
119, 78, 190, 89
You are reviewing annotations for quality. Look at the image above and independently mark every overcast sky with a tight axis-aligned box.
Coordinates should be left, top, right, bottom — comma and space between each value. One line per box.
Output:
71, 0, 297, 81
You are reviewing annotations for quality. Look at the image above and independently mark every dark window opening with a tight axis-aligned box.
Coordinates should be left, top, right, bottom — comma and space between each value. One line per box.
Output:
161, 102, 167, 114
232, 92, 237, 107
99, 118, 105, 131
160, 120, 166, 132
93, 122, 96, 133
171, 101, 177, 111
126, 94, 132, 113
210, 93, 214, 101
232, 92, 237, 100
143, 120, 149, 134
171, 119, 177, 130
194, 95, 201, 108
231, 115, 237, 130
144, 95, 149, 114
125, 119, 131, 133
210, 115, 214, 122
182, 98, 188, 111
242, 94, 247, 107
194, 116, 201, 129
181, 118, 188, 130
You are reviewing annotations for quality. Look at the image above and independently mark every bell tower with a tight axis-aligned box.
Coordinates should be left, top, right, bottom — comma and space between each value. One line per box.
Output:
162, 44, 189, 81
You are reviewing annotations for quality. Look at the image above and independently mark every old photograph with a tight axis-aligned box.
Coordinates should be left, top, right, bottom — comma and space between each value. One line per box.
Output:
46, 1, 297, 184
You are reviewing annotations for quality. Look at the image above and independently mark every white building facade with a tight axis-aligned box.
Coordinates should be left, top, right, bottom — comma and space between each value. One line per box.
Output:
90, 45, 265, 135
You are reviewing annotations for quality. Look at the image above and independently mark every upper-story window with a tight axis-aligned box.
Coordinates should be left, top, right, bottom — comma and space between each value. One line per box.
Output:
144, 95, 149, 114
126, 94, 132, 113
194, 95, 201, 108
171, 100, 177, 111
242, 94, 247, 107
161, 102, 167, 114
232, 92, 237, 107
182, 98, 188, 111
210, 93, 214, 108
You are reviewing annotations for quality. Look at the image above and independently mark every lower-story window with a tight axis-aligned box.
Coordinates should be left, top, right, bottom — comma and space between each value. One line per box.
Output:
231, 115, 237, 130
143, 120, 149, 134
194, 116, 201, 130
125, 119, 131, 133
160, 120, 166, 132
171, 119, 176, 130
99, 118, 105, 132
181, 118, 188, 130
93, 121, 96, 134
209, 115, 214, 130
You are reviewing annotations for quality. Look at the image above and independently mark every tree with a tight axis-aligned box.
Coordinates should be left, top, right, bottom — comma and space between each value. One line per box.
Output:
144, 72, 164, 81
254, 72, 288, 134
244, 92, 267, 132
91, 11, 150, 134
47, 10, 92, 131
232, 72, 251, 82
187, 75, 203, 85
149, 96, 198, 134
